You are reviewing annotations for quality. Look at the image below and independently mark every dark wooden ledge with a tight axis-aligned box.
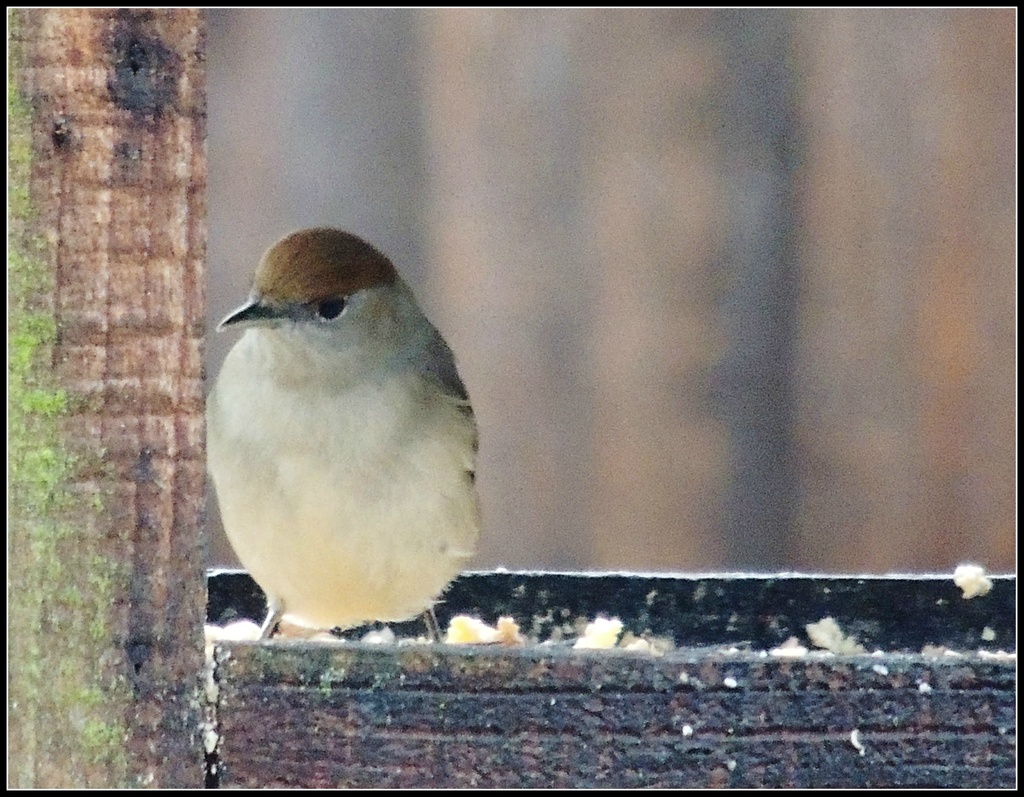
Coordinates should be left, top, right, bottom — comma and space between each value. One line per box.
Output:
207, 571, 1015, 788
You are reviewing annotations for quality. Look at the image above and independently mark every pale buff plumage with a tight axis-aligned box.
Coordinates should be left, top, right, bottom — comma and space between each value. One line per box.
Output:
207, 228, 479, 634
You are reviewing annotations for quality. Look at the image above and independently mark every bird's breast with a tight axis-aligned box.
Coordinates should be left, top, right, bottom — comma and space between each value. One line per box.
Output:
207, 339, 479, 629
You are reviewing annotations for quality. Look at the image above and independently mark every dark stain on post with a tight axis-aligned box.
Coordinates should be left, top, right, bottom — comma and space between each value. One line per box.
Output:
113, 137, 145, 184
51, 115, 72, 151
133, 446, 156, 483
107, 15, 180, 115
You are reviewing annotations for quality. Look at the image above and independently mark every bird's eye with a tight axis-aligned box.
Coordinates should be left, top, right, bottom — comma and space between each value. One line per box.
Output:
315, 298, 347, 321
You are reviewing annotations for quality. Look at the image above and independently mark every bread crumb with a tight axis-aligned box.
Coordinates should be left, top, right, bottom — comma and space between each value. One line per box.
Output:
494, 616, 526, 645
446, 615, 500, 644
806, 617, 867, 655
360, 627, 396, 644
573, 617, 624, 649
953, 564, 992, 599
204, 620, 261, 658
921, 643, 964, 657
619, 632, 673, 655
850, 728, 866, 756
445, 615, 525, 645
769, 636, 809, 657
205, 619, 262, 643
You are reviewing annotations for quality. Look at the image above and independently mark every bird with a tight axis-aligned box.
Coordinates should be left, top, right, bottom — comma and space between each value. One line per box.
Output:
206, 227, 480, 638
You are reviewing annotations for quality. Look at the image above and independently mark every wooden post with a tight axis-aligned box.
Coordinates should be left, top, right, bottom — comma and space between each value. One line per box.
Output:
9, 9, 206, 787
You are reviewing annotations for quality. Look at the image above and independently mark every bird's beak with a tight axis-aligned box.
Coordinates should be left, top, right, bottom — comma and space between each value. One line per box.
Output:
217, 299, 289, 332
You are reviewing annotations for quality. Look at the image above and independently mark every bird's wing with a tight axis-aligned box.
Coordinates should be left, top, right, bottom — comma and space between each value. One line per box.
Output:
419, 327, 471, 405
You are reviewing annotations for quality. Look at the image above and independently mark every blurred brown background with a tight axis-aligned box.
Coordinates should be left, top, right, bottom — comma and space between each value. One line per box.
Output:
205, 9, 1015, 574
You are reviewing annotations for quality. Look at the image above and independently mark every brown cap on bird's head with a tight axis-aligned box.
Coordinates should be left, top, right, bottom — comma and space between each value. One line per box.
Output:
254, 228, 398, 304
